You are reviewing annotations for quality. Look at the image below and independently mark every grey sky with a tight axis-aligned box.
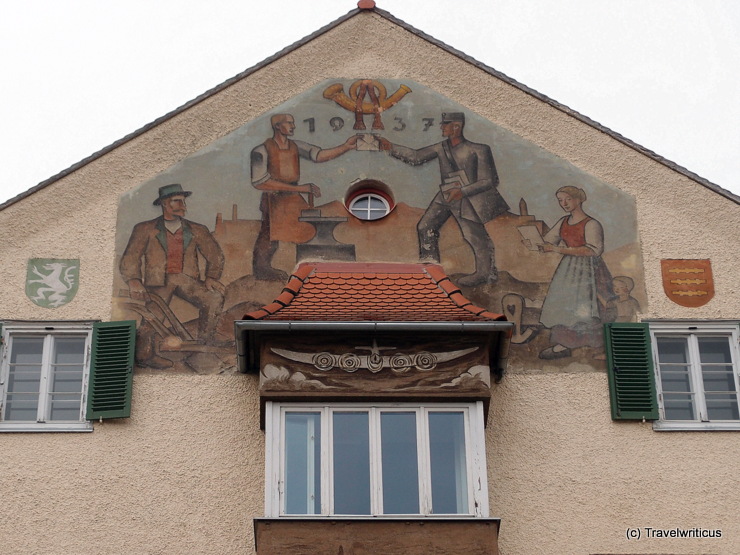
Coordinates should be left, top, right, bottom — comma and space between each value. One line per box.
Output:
2, 0, 738, 205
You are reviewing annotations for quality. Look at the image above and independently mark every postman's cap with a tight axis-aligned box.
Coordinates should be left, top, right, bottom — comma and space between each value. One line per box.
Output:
441, 112, 465, 124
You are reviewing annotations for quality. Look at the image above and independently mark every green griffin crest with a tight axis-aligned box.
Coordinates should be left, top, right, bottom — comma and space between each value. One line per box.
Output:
25, 258, 80, 308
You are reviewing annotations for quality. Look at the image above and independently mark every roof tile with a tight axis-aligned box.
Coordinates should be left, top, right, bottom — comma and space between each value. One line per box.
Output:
292, 264, 315, 281
246, 263, 505, 323
283, 277, 305, 294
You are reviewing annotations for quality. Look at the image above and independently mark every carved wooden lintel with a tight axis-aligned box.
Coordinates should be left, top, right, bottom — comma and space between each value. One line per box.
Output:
258, 332, 492, 400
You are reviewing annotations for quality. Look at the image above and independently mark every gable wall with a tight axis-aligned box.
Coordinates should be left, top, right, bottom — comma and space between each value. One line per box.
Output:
0, 11, 738, 554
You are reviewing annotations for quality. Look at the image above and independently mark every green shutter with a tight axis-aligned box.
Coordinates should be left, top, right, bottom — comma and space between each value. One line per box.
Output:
604, 323, 659, 421
86, 321, 136, 420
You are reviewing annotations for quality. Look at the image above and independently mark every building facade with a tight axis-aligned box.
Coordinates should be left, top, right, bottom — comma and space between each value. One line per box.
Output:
0, 4, 738, 554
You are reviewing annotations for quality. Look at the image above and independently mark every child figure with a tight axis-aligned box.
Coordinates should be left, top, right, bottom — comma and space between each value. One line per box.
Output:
606, 276, 641, 322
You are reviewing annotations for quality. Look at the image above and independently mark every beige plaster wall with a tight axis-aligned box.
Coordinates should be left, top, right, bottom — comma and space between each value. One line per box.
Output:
0, 375, 263, 555
490, 373, 738, 554
0, 10, 738, 554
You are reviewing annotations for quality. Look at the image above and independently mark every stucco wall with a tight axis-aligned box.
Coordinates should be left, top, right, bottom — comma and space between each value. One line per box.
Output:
0, 9, 738, 554
0, 375, 263, 554
490, 373, 737, 554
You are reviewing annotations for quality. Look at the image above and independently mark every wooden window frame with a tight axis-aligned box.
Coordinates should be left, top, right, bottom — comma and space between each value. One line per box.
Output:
0, 320, 135, 432
265, 401, 489, 518
347, 191, 393, 220
0, 322, 94, 432
650, 322, 740, 431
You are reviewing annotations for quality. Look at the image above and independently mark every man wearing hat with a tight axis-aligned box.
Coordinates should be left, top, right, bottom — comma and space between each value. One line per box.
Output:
379, 112, 509, 286
120, 184, 225, 368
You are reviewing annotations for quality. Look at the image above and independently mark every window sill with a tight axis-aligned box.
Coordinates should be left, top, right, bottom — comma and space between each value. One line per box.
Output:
253, 517, 501, 554
0, 421, 93, 433
653, 421, 740, 432
273, 514, 480, 519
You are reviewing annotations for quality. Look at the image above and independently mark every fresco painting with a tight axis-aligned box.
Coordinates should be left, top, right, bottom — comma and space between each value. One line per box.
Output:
111, 79, 646, 374
119, 184, 226, 369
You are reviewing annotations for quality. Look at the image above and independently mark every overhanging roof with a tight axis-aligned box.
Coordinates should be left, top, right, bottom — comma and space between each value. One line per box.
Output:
234, 262, 512, 374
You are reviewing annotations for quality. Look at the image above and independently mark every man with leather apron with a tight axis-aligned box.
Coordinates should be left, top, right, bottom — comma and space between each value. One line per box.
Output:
250, 113, 358, 281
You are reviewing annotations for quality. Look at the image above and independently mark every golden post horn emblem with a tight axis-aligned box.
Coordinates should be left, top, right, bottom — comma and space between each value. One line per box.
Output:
323, 79, 412, 130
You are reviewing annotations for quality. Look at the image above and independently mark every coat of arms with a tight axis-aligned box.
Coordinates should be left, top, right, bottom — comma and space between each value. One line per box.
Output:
26, 259, 79, 308
660, 259, 714, 307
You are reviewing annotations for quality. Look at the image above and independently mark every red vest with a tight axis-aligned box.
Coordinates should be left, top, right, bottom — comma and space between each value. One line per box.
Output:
165, 229, 184, 274
560, 216, 591, 248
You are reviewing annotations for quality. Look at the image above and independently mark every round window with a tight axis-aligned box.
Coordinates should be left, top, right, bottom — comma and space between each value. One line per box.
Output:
348, 192, 391, 220
345, 180, 395, 221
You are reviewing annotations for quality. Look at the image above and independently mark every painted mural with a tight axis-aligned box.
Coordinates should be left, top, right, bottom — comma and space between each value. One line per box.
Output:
111, 79, 646, 374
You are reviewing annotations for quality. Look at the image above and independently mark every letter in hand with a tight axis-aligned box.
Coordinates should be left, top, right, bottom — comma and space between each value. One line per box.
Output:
444, 184, 463, 202
376, 136, 392, 151
540, 243, 556, 253
345, 135, 360, 149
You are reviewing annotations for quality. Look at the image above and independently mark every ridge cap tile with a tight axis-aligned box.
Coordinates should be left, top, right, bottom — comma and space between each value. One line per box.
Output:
424, 264, 448, 283
275, 291, 295, 306
292, 264, 315, 281
263, 302, 285, 315
437, 280, 461, 295
283, 277, 305, 294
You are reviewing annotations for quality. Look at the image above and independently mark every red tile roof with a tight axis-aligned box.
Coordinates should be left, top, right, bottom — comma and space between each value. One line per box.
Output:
244, 262, 505, 322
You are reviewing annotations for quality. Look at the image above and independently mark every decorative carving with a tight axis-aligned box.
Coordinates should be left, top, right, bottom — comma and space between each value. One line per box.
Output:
272, 339, 477, 374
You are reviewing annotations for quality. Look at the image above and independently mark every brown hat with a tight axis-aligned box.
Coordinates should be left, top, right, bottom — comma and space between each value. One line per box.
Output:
153, 184, 192, 206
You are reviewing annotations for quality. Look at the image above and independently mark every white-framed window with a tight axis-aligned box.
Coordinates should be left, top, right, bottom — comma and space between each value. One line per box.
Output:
0, 322, 93, 432
651, 322, 740, 431
347, 192, 393, 220
265, 401, 489, 517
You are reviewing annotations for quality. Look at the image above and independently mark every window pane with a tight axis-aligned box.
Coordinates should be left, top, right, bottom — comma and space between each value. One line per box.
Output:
660, 370, 692, 392
50, 397, 84, 421
705, 394, 740, 420
10, 337, 44, 365
698, 338, 732, 364
663, 393, 695, 420
333, 411, 370, 515
284, 412, 321, 514
702, 371, 737, 393
53, 337, 86, 364
381, 412, 419, 514
368, 197, 385, 210
7, 368, 42, 393
429, 412, 469, 514
4, 395, 40, 421
50, 338, 86, 420
349, 194, 390, 220
656, 337, 689, 363
5, 338, 44, 421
